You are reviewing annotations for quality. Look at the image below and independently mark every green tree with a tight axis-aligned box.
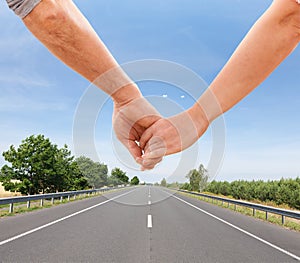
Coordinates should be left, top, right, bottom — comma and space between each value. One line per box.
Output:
219, 181, 231, 195
198, 164, 209, 191
109, 168, 128, 186
186, 164, 209, 192
46, 145, 86, 193
61, 159, 89, 191
187, 169, 200, 191
130, 176, 140, 185
76, 156, 108, 188
0, 135, 88, 195
180, 182, 191, 191
161, 178, 167, 187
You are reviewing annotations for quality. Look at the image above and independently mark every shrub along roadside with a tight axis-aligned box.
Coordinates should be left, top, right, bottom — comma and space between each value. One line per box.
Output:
203, 178, 300, 210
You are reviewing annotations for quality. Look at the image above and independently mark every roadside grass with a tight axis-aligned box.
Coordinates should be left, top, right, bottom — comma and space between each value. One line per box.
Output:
0, 189, 119, 218
179, 192, 300, 232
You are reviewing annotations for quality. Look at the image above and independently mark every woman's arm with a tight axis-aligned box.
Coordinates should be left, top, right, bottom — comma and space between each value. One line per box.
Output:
192, 0, 300, 124
140, 0, 300, 169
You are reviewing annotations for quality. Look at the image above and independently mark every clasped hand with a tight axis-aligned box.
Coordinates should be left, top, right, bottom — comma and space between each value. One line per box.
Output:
113, 95, 209, 170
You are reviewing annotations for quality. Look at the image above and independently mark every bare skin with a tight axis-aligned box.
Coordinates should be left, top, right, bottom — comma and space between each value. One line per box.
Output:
140, 0, 300, 169
22, 0, 161, 167
18, 0, 300, 170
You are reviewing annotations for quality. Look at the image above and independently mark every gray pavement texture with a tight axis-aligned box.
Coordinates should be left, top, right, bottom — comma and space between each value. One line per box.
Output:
0, 186, 299, 263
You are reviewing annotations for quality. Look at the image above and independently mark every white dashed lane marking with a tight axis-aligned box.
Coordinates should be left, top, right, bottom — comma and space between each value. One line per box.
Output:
147, 215, 152, 228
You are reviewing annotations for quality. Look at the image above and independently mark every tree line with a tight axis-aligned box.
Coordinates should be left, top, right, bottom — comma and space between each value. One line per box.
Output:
76, 156, 139, 187
179, 164, 300, 210
0, 135, 139, 195
205, 178, 300, 210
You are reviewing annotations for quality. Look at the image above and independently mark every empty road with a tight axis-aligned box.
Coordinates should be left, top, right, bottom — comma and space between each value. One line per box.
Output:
0, 186, 299, 263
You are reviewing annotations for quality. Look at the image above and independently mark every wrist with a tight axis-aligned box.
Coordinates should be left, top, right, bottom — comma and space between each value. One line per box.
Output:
112, 83, 142, 107
187, 102, 209, 138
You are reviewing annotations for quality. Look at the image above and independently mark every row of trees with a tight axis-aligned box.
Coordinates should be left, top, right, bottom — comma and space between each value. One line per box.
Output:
0, 135, 140, 195
179, 163, 300, 209
205, 178, 300, 210
76, 157, 139, 186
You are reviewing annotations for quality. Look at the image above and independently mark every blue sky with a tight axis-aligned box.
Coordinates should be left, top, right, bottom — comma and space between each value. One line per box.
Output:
0, 0, 299, 183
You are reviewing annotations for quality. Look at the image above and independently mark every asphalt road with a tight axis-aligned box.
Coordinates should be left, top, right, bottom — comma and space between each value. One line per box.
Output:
0, 186, 299, 263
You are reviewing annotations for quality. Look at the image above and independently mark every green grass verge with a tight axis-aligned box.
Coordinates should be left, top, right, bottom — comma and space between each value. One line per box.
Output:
179, 192, 300, 232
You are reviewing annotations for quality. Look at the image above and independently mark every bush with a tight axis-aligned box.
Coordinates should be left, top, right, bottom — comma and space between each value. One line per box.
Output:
204, 178, 300, 210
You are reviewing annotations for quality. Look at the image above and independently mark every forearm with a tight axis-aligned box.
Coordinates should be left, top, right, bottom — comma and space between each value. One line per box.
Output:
191, 0, 300, 124
22, 0, 141, 104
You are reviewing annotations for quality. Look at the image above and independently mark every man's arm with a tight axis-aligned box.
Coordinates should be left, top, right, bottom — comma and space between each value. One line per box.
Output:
21, 0, 140, 102
7, 0, 161, 164
139, 0, 300, 168
6, 0, 41, 18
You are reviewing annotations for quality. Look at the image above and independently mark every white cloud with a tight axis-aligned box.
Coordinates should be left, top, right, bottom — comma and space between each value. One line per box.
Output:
162, 94, 168, 98
0, 83, 70, 113
0, 96, 67, 112
0, 72, 51, 88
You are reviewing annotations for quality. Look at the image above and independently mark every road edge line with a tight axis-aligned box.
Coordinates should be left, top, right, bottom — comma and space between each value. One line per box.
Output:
0, 188, 137, 247
170, 192, 300, 261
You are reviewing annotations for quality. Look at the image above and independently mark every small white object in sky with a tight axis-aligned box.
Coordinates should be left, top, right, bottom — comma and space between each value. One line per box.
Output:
162, 94, 168, 98
181, 95, 185, 99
